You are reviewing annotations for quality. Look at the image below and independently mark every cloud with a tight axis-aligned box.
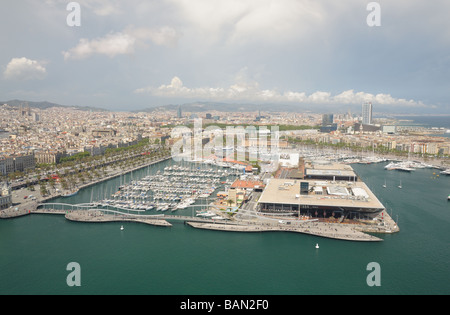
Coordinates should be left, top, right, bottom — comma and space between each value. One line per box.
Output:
135, 76, 429, 108
168, 0, 326, 45
80, 0, 123, 16
63, 26, 179, 60
63, 32, 136, 60
3, 57, 47, 81
45, 0, 123, 16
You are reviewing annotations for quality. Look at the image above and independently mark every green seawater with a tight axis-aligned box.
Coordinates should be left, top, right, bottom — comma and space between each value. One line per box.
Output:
1, 161, 449, 295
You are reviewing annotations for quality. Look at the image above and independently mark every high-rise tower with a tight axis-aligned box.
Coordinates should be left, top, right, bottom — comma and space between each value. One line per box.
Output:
362, 102, 373, 125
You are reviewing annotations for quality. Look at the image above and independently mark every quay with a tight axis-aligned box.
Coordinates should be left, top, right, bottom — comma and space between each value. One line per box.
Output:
186, 221, 384, 242
1, 201, 391, 242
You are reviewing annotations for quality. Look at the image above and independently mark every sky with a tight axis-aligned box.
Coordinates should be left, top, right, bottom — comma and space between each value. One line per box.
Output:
0, 0, 449, 114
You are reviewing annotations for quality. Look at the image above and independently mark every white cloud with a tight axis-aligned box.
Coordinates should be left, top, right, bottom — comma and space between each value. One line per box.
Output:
45, 0, 123, 16
63, 26, 179, 60
3, 57, 47, 81
125, 26, 179, 47
63, 32, 136, 60
135, 76, 428, 108
168, 0, 326, 45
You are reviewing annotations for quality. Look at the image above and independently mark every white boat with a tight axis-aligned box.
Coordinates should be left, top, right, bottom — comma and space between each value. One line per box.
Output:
62, 189, 79, 197
196, 210, 215, 217
398, 180, 402, 189
315, 243, 319, 249
120, 225, 124, 231
382, 179, 386, 188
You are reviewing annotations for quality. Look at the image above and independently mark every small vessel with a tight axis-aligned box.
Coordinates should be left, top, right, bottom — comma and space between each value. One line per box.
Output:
382, 179, 386, 188
315, 243, 319, 249
120, 225, 124, 231
398, 180, 402, 189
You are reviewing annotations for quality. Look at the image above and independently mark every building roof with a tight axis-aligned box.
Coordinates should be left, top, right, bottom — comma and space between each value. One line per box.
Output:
231, 179, 264, 189
258, 178, 384, 210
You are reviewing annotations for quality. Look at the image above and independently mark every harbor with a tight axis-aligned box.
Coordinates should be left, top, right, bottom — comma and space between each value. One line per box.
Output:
1, 156, 449, 295
2, 152, 407, 242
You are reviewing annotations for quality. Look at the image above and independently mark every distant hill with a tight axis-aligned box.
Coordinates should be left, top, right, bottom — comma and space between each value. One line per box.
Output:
134, 100, 444, 115
0, 99, 108, 112
134, 101, 312, 113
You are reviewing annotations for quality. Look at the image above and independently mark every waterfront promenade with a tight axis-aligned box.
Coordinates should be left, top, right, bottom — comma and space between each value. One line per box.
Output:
187, 220, 384, 242
0, 155, 171, 219
65, 210, 172, 227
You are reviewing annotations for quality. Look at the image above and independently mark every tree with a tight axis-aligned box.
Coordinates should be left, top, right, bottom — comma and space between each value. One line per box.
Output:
40, 183, 48, 196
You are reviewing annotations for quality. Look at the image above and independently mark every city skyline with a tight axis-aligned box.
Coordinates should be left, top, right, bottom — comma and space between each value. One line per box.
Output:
0, 1, 449, 113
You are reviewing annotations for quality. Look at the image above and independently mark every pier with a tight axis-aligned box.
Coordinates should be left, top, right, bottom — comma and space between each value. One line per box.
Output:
0, 201, 389, 241
65, 210, 172, 227
186, 221, 384, 242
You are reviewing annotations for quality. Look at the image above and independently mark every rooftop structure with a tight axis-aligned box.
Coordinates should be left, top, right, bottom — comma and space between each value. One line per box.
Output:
304, 169, 357, 181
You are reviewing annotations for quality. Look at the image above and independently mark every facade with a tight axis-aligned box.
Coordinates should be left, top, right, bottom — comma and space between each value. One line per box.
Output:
0, 182, 12, 210
14, 154, 35, 172
228, 179, 264, 205
35, 150, 66, 165
0, 154, 35, 176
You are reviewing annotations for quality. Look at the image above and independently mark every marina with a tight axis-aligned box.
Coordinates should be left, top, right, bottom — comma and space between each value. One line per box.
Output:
89, 161, 244, 213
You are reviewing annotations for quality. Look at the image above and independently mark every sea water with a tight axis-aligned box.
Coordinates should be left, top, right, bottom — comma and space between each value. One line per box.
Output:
1, 162, 449, 295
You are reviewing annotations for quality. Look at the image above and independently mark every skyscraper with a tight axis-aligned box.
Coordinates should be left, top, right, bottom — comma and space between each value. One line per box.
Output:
177, 106, 182, 118
322, 114, 333, 126
362, 102, 373, 125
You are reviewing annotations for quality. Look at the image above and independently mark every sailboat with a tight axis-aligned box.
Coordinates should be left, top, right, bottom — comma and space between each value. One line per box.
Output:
382, 179, 386, 188
398, 180, 402, 189
120, 225, 124, 231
